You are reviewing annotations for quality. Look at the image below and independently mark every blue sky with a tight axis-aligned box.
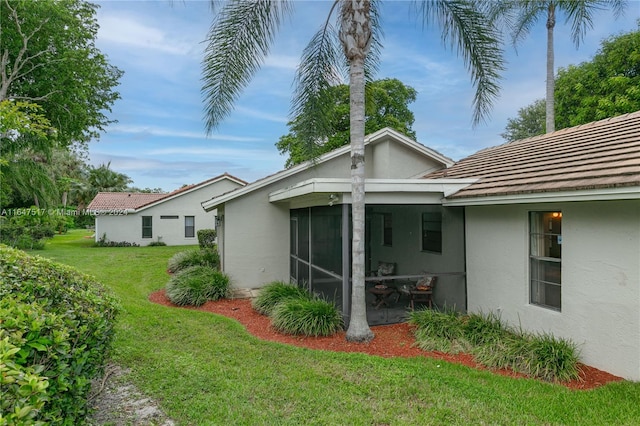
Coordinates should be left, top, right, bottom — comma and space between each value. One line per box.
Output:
92, 0, 639, 192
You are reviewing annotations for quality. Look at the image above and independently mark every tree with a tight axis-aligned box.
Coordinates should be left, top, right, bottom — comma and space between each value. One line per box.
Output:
555, 23, 640, 129
489, 0, 626, 133
0, 100, 58, 207
72, 163, 132, 210
1, 0, 123, 149
276, 78, 417, 167
201, 0, 504, 342
503, 24, 640, 139
501, 98, 546, 141
1, 0, 122, 208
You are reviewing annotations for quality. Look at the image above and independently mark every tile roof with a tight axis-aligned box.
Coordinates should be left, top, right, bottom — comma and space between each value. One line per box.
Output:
87, 192, 166, 210
425, 111, 640, 199
87, 173, 247, 211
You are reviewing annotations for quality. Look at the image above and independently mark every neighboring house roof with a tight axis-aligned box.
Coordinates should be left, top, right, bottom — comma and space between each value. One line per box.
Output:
427, 111, 640, 205
201, 127, 455, 211
87, 173, 247, 212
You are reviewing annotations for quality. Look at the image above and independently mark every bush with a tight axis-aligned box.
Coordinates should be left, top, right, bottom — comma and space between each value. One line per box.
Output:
95, 233, 139, 247
408, 307, 468, 353
271, 298, 344, 337
165, 266, 230, 306
197, 229, 217, 249
251, 281, 313, 316
408, 307, 580, 382
167, 248, 220, 273
0, 208, 65, 249
0, 245, 120, 424
461, 311, 509, 346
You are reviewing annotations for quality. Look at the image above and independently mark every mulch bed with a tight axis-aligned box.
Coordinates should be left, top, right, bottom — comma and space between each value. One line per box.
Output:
149, 290, 623, 390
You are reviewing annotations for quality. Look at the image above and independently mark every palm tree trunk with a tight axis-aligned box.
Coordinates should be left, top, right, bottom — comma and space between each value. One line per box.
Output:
341, 0, 374, 343
546, 2, 556, 133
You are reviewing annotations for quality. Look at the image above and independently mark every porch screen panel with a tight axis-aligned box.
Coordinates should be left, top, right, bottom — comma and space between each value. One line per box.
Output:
290, 209, 311, 286
310, 206, 342, 275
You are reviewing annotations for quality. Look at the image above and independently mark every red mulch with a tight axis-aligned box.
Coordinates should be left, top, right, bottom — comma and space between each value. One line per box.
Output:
148, 290, 623, 390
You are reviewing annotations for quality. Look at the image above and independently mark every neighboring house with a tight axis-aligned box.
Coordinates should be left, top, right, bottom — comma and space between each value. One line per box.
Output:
88, 173, 246, 246
202, 111, 640, 381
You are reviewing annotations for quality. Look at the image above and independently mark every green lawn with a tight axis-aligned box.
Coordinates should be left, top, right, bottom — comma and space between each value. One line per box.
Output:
37, 230, 640, 425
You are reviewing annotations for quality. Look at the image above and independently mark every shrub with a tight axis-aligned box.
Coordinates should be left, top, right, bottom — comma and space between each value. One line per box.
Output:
271, 298, 344, 337
197, 229, 217, 248
408, 307, 580, 382
0, 245, 120, 424
408, 307, 468, 353
252, 281, 313, 316
147, 240, 167, 246
165, 266, 230, 306
167, 248, 219, 273
0, 209, 63, 250
94, 233, 140, 247
461, 311, 508, 346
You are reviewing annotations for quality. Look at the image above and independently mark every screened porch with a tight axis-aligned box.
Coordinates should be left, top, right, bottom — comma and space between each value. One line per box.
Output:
289, 203, 467, 326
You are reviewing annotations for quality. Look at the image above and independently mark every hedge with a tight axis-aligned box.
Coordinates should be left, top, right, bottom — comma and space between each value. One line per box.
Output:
0, 245, 120, 425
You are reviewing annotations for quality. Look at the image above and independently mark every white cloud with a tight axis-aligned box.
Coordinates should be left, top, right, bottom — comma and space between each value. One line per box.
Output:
97, 14, 194, 55
234, 106, 289, 123
107, 124, 263, 142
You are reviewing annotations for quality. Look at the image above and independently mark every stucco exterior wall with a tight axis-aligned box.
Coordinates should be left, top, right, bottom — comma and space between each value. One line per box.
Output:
465, 200, 640, 380
219, 135, 448, 289
94, 179, 241, 246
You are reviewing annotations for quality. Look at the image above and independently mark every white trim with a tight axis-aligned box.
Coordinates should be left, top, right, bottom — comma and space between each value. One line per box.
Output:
443, 186, 640, 206
201, 128, 454, 211
268, 178, 478, 203
137, 175, 245, 212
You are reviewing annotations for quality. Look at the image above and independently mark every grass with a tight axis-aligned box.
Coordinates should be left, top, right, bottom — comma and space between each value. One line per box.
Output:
35, 229, 640, 425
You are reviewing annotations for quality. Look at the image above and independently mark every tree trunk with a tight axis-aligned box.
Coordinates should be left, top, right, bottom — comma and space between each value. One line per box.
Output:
340, 0, 374, 343
545, 2, 556, 133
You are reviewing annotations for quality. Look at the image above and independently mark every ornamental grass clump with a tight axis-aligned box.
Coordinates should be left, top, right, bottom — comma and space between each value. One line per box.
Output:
461, 311, 509, 347
252, 281, 313, 315
514, 332, 580, 382
409, 306, 581, 382
167, 248, 220, 273
271, 298, 344, 337
165, 266, 230, 306
408, 307, 468, 353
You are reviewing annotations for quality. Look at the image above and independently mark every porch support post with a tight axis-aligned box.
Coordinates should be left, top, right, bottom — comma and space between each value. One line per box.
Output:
342, 203, 351, 320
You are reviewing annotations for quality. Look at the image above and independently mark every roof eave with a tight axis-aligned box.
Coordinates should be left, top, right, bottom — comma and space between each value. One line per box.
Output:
443, 186, 640, 206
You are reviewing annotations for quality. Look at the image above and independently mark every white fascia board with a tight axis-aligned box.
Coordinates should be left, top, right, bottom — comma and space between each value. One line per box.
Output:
268, 178, 477, 203
137, 175, 244, 213
443, 186, 640, 206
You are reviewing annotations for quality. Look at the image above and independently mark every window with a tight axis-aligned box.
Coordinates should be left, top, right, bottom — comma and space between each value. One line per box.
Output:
530, 211, 562, 310
382, 213, 392, 246
160, 215, 179, 219
421, 211, 442, 253
142, 216, 152, 238
185, 216, 195, 238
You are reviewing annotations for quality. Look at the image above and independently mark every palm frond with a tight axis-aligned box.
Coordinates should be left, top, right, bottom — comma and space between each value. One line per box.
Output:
562, 0, 627, 48
416, 0, 505, 126
201, 0, 293, 133
290, 11, 344, 161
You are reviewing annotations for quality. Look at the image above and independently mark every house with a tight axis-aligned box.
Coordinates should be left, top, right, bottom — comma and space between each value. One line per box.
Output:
426, 111, 640, 381
202, 111, 640, 381
201, 128, 475, 325
88, 173, 246, 246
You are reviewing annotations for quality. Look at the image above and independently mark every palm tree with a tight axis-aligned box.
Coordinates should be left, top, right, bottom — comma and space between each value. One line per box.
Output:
201, 0, 504, 342
488, 0, 626, 133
